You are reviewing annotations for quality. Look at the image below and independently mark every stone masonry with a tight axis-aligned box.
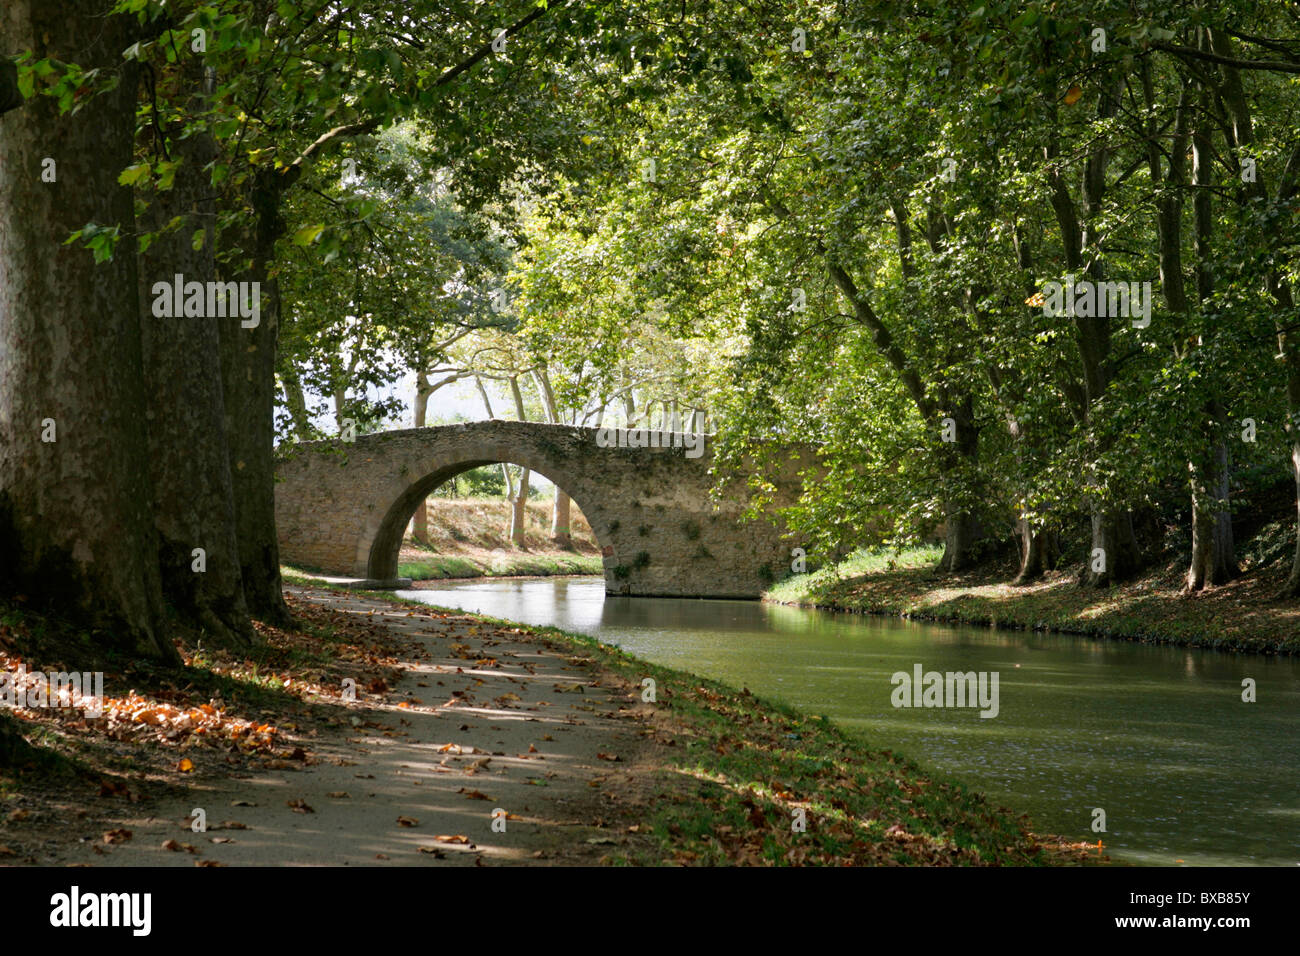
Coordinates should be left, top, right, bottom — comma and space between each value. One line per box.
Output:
274, 421, 794, 598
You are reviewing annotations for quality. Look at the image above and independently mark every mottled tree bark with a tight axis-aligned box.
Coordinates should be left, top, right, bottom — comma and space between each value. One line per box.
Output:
137, 63, 255, 648
1203, 28, 1297, 596
1085, 509, 1142, 587
217, 173, 291, 625
530, 369, 572, 548
1045, 67, 1145, 588
551, 490, 572, 548
507, 374, 530, 549
1187, 434, 1238, 591
933, 394, 983, 573
1013, 519, 1058, 585
509, 469, 530, 548
412, 370, 432, 544
0, 0, 176, 662
277, 361, 313, 442
1185, 120, 1238, 597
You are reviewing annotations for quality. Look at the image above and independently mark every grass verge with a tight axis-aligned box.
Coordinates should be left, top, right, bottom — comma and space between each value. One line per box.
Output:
397, 552, 603, 580
767, 546, 1300, 655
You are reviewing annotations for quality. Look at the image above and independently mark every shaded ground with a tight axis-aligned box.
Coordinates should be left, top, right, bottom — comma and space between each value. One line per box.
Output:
768, 547, 1300, 655
397, 498, 602, 580
0, 588, 654, 866
1, 585, 1099, 866
396, 545, 602, 581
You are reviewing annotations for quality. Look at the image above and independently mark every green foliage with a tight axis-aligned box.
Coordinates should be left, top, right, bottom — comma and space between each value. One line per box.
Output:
66, 0, 1300, 586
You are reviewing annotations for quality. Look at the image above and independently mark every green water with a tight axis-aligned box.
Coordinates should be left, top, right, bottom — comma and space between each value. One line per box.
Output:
397, 576, 1300, 866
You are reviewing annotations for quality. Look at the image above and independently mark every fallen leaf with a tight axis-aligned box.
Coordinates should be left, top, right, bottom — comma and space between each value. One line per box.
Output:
102, 829, 132, 845
397, 816, 419, 827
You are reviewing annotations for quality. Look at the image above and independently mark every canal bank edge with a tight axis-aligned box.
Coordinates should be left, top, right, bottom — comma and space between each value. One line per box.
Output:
764, 547, 1300, 656
281, 572, 1102, 866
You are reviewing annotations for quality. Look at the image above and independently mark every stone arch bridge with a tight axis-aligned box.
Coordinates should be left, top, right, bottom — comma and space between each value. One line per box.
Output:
274, 421, 794, 598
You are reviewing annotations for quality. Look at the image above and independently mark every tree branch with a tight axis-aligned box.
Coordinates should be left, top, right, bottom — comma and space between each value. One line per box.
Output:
432, 3, 553, 88
1153, 41, 1300, 74
281, 118, 381, 187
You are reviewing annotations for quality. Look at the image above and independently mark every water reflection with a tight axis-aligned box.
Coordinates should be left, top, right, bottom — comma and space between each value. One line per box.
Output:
397, 576, 1300, 866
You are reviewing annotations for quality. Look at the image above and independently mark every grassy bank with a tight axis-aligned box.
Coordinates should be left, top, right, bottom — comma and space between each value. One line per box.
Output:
397, 552, 603, 580
283, 574, 1095, 865
398, 497, 602, 580
767, 545, 1300, 655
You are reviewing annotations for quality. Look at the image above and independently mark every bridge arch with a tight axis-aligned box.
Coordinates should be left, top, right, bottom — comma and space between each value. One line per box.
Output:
274, 420, 793, 598
365, 456, 616, 583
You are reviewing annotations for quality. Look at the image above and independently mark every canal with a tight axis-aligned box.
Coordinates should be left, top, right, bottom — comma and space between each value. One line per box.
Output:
396, 576, 1300, 866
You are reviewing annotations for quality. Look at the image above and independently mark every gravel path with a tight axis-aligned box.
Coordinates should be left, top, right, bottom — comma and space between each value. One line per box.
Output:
37, 586, 659, 866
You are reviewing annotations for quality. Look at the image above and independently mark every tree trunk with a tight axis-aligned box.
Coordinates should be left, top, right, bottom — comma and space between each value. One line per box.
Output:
278, 360, 313, 441
1186, 470, 1214, 593
217, 174, 291, 625
1083, 508, 1142, 587
551, 490, 572, 548
0, 1, 177, 663
1203, 29, 1300, 597
137, 61, 255, 648
332, 387, 347, 432
1014, 518, 1058, 585
1186, 415, 1238, 592
412, 370, 432, 544
1046, 69, 1147, 589
527, 368, 571, 547
1287, 436, 1300, 597
935, 508, 983, 573
1211, 441, 1236, 582
933, 393, 983, 573
506, 374, 531, 548
509, 469, 530, 548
